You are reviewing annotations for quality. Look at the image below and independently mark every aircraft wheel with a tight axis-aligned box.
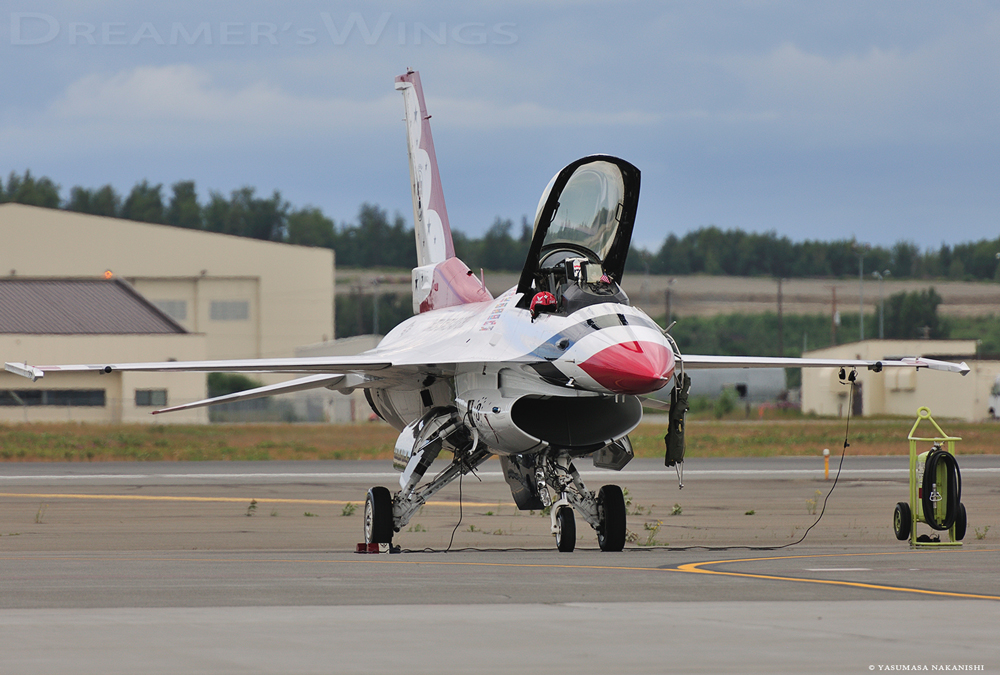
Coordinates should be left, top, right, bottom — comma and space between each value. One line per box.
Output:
364, 487, 394, 544
893, 501, 911, 541
954, 503, 967, 541
555, 506, 576, 552
597, 485, 627, 552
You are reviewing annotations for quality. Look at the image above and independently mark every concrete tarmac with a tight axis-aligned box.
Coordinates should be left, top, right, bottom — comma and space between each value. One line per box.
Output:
1, 457, 998, 674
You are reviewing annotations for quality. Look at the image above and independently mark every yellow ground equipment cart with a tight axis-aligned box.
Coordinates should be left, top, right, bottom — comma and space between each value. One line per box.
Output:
893, 407, 968, 548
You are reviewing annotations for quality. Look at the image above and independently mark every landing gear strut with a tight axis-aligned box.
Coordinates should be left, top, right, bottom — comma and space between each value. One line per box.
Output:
537, 453, 627, 552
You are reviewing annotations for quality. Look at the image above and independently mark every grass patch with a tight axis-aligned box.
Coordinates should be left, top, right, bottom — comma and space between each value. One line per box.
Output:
0, 422, 399, 462
0, 417, 998, 463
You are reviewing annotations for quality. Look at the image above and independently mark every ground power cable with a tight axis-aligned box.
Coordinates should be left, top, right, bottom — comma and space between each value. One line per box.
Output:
402, 377, 859, 555
621, 372, 858, 553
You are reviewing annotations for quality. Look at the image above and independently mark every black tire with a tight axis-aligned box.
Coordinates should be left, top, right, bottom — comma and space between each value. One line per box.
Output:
597, 485, 627, 552
555, 506, 576, 552
364, 487, 394, 544
954, 503, 967, 541
893, 501, 911, 541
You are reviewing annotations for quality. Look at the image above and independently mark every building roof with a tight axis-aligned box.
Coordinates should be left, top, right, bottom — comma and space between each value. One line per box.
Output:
0, 277, 187, 335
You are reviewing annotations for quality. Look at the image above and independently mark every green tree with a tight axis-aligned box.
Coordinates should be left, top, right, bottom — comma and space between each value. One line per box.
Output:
2, 170, 60, 208
332, 204, 415, 268
204, 187, 288, 241
287, 207, 335, 248
66, 184, 123, 217
207, 372, 262, 397
121, 180, 165, 223
884, 288, 947, 339
166, 181, 203, 229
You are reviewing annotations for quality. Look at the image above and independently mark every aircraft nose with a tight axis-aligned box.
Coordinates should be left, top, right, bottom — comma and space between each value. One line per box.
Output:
578, 340, 675, 395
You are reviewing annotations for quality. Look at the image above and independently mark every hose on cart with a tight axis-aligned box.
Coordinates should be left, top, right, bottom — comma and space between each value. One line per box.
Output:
921, 447, 962, 531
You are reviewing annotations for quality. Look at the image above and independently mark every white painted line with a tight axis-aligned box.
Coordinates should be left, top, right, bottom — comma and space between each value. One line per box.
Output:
805, 568, 872, 572
0, 467, 997, 482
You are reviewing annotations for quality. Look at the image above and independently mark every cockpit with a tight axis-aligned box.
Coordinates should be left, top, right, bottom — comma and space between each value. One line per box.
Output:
516, 155, 641, 316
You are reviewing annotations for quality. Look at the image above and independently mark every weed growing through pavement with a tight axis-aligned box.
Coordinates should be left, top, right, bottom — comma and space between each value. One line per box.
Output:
303, 512, 318, 517
806, 490, 821, 515
407, 524, 426, 533
35, 504, 47, 524
975, 525, 991, 540
245, 499, 258, 517
341, 503, 357, 517
745, 509, 755, 516
670, 503, 683, 516
623, 488, 649, 515
639, 520, 663, 546
270, 508, 279, 517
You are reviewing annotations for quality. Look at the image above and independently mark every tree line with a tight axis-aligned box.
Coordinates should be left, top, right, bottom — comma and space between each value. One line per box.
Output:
4, 170, 1000, 281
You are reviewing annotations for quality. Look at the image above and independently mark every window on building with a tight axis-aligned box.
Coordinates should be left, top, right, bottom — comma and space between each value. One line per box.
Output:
210, 300, 250, 321
0, 390, 106, 407
152, 299, 187, 322
135, 389, 168, 407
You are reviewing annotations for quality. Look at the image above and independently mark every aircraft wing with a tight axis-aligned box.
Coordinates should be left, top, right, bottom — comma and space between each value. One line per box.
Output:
680, 354, 971, 375
6, 355, 407, 416
5, 356, 393, 382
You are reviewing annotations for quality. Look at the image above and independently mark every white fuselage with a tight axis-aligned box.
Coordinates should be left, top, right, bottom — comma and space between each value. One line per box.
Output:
366, 288, 674, 456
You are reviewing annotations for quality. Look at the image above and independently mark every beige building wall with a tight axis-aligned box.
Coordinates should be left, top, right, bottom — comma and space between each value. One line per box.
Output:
801, 340, 999, 421
0, 334, 208, 424
0, 204, 335, 372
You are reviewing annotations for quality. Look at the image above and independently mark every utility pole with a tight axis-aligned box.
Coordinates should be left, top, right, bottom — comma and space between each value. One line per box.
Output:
830, 286, 838, 345
858, 246, 867, 342
665, 278, 676, 325
872, 270, 889, 339
777, 278, 783, 357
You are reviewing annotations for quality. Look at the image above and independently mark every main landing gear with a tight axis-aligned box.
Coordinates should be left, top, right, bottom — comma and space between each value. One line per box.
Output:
364, 420, 626, 553
533, 453, 627, 552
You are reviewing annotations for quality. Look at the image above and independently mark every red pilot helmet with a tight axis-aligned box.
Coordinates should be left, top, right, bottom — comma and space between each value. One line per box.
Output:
529, 291, 557, 319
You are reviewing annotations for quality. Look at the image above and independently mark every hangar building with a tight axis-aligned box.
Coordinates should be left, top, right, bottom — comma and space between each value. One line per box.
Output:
801, 339, 1000, 421
0, 203, 336, 423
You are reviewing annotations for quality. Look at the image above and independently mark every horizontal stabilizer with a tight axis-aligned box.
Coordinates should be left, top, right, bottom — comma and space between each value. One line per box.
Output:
152, 373, 347, 415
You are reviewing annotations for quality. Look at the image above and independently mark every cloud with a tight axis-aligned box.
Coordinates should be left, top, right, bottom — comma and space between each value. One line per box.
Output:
713, 19, 1000, 146
45, 65, 397, 137
432, 97, 660, 128
0, 62, 663, 160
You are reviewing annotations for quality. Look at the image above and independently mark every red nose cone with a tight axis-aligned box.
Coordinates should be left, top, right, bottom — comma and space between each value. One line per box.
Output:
579, 341, 675, 395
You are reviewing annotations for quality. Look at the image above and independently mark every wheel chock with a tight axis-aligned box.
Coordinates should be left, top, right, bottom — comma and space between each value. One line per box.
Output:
355, 542, 400, 554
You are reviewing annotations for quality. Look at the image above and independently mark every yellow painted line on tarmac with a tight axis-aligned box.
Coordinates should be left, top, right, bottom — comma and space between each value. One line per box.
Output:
0, 492, 509, 509
676, 550, 1000, 601
2, 549, 997, 603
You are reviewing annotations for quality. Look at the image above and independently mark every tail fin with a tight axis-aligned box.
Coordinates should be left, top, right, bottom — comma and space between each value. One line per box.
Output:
394, 70, 455, 267
396, 70, 492, 313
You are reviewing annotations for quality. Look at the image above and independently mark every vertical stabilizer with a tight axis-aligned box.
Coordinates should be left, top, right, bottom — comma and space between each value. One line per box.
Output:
395, 70, 455, 267
396, 70, 492, 314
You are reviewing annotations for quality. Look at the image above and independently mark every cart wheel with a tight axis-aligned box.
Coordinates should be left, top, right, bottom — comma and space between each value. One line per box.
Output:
954, 503, 967, 541
893, 502, 911, 541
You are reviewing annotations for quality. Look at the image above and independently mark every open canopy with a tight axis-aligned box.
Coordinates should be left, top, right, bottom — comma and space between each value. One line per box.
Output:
517, 155, 640, 295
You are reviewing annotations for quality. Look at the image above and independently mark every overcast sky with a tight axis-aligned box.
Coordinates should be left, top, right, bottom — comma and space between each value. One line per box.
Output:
3, 1, 998, 250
